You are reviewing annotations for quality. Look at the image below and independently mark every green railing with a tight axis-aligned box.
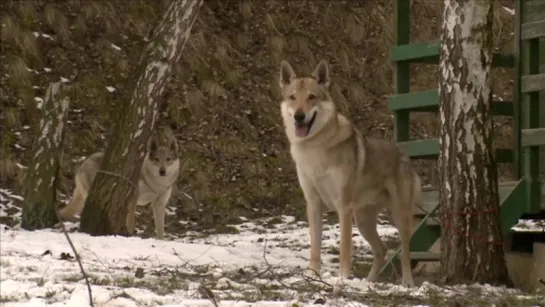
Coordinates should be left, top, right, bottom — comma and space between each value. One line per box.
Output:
379, 0, 545, 281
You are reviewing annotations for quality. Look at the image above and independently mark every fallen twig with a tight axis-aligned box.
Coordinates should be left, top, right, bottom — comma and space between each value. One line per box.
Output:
56, 210, 94, 307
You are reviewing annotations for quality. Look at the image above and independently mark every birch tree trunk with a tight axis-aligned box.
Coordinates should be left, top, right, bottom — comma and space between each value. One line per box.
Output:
21, 82, 70, 230
439, 0, 508, 284
79, 0, 202, 236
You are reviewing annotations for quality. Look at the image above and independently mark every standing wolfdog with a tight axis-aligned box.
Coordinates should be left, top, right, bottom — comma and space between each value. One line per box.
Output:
278, 60, 421, 287
59, 126, 180, 240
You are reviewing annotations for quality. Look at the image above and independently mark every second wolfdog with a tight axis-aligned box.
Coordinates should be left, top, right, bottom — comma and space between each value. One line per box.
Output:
59, 127, 180, 240
278, 60, 421, 287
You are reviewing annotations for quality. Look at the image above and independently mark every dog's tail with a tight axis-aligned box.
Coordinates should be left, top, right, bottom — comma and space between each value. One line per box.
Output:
59, 179, 86, 222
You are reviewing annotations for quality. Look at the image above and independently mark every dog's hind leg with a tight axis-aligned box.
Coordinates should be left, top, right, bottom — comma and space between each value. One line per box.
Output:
59, 187, 85, 222
354, 205, 386, 282
387, 180, 415, 288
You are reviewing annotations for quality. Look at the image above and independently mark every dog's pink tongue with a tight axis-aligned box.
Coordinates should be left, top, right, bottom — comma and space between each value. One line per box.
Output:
295, 126, 309, 137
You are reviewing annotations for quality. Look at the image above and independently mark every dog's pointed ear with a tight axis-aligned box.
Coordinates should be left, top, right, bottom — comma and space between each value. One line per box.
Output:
279, 61, 296, 88
312, 60, 330, 88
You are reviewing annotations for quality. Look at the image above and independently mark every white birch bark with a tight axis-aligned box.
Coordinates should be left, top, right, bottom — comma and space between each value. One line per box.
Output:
439, 0, 507, 284
22, 82, 70, 230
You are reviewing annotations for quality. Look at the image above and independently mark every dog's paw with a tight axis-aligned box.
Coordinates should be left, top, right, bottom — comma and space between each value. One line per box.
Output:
401, 279, 415, 288
330, 276, 346, 296
303, 268, 320, 279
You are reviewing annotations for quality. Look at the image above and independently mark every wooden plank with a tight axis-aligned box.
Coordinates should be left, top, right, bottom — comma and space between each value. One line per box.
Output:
398, 139, 439, 159
390, 41, 440, 63
388, 89, 437, 111
398, 138, 513, 163
513, 0, 523, 178
521, 73, 545, 93
500, 180, 530, 234
521, 128, 545, 146
414, 188, 439, 216
393, 0, 410, 143
492, 53, 516, 69
492, 101, 514, 116
524, 38, 543, 213
388, 89, 514, 115
423, 180, 522, 227
390, 42, 514, 68
522, 0, 545, 23
497, 148, 514, 163
408, 206, 441, 252
521, 20, 545, 40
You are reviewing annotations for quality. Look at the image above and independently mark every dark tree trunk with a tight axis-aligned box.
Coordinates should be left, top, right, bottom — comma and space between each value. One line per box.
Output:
21, 82, 70, 230
439, 0, 508, 284
79, 0, 202, 236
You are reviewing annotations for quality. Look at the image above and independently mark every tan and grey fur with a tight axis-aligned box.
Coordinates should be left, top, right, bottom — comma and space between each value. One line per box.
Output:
59, 127, 180, 240
279, 60, 421, 287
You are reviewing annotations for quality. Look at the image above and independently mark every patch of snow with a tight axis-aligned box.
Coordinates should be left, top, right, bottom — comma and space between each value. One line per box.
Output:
511, 219, 545, 232
33, 32, 54, 41
34, 97, 44, 109
502, 6, 515, 16
105, 86, 116, 93
44, 68, 52, 73
41, 33, 54, 40
110, 43, 122, 51
0, 190, 542, 306
60, 77, 70, 83
0, 189, 22, 221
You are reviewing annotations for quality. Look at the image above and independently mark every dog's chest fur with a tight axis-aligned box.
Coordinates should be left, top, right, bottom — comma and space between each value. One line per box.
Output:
291, 129, 407, 211
290, 129, 362, 211
137, 160, 179, 206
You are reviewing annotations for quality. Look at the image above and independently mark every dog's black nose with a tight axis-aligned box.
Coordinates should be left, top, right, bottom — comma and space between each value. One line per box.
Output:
159, 168, 166, 176
294, 110, 306, 123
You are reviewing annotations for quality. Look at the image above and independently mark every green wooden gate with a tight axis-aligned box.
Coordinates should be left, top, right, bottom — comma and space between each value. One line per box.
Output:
380, 0, 545, 280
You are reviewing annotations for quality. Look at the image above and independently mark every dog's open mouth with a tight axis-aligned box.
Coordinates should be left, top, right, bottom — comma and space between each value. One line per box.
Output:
295, 112, 317, 137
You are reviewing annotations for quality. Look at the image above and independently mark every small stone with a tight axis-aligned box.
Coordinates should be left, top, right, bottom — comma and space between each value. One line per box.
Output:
135, 267, 145, 278
313, 298, 326, 304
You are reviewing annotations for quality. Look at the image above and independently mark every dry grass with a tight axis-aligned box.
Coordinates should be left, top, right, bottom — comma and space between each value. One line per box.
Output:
0, 0, 520, 233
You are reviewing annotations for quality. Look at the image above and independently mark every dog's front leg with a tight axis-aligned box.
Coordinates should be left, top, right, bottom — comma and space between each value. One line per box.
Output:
338, 205, 353, 278
152, 188, 172, 240
298, 171, 324, 277
306, 199, 324, 276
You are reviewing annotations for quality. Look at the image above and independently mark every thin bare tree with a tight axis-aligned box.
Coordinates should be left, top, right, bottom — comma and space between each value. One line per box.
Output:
79, 0, 203, 236
21, 82, 69, 230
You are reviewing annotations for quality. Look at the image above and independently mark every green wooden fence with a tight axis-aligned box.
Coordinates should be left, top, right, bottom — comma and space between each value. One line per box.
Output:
379, 0, 545, 281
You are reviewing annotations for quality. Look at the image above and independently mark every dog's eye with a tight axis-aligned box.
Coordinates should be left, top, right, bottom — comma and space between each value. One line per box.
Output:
289, 95, 296, 100
308, 94, 316, 100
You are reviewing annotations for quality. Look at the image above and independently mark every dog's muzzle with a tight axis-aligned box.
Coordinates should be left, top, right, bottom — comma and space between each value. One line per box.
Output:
293, 110, 317, 138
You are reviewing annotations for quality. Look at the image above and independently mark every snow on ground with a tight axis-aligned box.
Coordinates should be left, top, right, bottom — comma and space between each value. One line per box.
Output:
1, 188, 544, 306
